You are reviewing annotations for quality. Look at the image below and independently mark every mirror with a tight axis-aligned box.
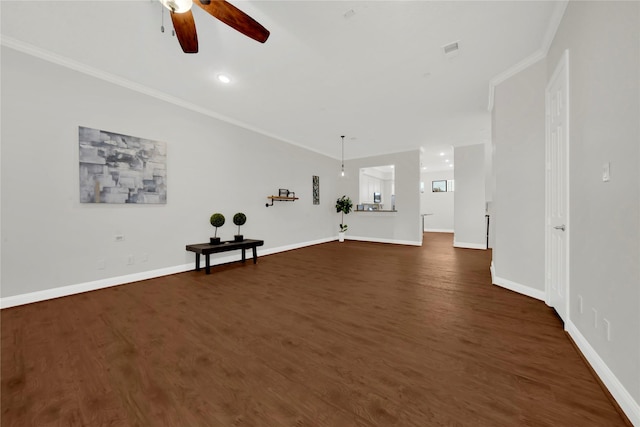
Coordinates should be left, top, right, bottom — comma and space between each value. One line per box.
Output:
358, 165, 395, 211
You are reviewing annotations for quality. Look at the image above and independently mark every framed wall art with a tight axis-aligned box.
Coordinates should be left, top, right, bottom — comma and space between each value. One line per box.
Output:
312, 175, 320, 204
79, 126, 167, 204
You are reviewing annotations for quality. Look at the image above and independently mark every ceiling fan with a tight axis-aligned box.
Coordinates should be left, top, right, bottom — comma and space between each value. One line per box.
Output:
160, 0, 270, 53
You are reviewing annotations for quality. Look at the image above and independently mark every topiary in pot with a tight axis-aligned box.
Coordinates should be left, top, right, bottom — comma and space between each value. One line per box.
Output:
233, 212, 246, 242
209, 213, 225, 244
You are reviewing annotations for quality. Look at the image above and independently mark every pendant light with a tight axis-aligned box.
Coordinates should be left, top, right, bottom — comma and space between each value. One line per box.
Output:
340, 135, 345, 177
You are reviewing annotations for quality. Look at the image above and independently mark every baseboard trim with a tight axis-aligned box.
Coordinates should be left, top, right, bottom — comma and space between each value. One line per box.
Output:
0, 238, 335, 309
258, 237, 336, 256
566, 321, 639, 426
424, 228, 454, 233
491, 270, 545, 301
346, 236, 422, 246
490, 261, 496, 283
0, 264, 193, 309
453, 241, 486, 250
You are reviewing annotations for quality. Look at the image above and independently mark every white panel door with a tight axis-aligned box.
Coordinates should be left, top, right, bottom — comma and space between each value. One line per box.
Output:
545, 50, 570, 323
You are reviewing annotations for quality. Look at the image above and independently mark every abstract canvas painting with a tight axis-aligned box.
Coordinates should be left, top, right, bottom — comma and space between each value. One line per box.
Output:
312, 175, 320, 205
79, 126, 167, 204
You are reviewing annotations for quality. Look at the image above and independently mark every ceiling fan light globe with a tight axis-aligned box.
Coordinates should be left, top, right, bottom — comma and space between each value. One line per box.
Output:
160, 0, 193, 14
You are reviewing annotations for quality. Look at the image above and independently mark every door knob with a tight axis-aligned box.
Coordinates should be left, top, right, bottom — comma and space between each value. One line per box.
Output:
554, 225, 566, 231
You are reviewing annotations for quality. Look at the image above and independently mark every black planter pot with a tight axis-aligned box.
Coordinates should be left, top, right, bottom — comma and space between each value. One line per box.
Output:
210, 237, 221, 245
234, 235, 244, 242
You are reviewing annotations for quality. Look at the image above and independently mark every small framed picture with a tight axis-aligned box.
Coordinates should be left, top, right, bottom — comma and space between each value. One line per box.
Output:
279, 189, 289, 197
312, 176, 319, 205
432, 180, 447, 192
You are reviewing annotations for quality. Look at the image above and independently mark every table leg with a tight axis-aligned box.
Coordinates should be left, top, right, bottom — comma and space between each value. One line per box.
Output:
205, 254, 211, 275
241, 248, 246, 263
195, 254, 200, 271
252, 246, 258, 264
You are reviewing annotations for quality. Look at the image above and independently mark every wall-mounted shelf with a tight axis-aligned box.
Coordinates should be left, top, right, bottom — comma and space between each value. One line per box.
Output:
266, 196, 299, 207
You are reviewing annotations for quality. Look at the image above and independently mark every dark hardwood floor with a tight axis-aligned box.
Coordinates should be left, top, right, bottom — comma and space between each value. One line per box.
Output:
1, 233, 629, 426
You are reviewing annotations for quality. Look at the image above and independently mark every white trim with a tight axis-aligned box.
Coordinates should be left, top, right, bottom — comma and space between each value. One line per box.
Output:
491, 263, 546, 301
0, 264, 192, 309
258, 237, 335, 256
346, 236, 422, 247
488, 49, 546, 111
453, 241, 486, 250
0, 238, 335, 309
490, 261, 496, 283
566, 321, 640, 426
487, 1, 568, 111
0, 36, 333, 161
424, 228, 454, 233
540, 1, 569, 55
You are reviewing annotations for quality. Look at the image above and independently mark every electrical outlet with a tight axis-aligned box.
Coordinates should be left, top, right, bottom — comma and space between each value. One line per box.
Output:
592, 308, 598, 328
127, 255, 134, 265
603, 319, 611, 341
115, 234, 125, 242
578, 295, 583, 314
97, 258, 105, 270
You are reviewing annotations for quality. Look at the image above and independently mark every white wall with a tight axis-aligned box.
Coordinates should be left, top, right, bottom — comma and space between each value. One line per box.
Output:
453, 144, 486, 249
547, 0, 640, 411
420, 170, 454, 232
0, 47, 339, 300
341, 151, 421, 245
492, 59, 546, 294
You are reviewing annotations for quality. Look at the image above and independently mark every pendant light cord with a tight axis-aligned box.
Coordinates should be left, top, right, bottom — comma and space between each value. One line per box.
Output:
341, 135, 345, 175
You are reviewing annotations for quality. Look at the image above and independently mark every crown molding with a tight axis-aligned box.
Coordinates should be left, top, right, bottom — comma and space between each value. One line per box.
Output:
0, 35, 335, 160
540, 0, 569, 55
487, 0, 568, 111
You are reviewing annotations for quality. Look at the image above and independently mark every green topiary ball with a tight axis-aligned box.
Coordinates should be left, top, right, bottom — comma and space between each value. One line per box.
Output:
210, 213, 225, 228
233, 212, 247, 226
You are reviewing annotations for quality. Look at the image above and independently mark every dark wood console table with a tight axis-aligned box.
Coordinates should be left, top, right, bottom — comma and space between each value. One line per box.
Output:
185, 239, 264, 274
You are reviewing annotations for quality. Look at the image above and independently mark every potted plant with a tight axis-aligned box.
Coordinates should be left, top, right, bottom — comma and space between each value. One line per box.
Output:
335, 195, 353, 242
209, 213, 225, 244
233, 212, 246, 242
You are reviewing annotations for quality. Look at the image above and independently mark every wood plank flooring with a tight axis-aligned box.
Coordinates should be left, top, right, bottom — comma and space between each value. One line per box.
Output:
1, 233, 629, 426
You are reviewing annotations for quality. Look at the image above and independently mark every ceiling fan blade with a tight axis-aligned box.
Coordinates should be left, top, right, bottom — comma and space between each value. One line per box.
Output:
195, 0, 270, 43
170, 10, 199, 53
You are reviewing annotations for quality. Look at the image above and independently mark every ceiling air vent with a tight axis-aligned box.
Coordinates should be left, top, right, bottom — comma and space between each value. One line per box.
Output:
443, 41, 460, 57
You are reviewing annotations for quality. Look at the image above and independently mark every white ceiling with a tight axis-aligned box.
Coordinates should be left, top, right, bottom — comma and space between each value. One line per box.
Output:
1, 1, 560, 170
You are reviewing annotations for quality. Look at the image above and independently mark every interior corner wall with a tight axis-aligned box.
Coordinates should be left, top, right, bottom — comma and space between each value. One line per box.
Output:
341, 151, 421, 245
420, 170, 454, 232
547, 0, 640, 408
0, 47, 339, 299
491, 59, 546, 293
453, 144, 486, 249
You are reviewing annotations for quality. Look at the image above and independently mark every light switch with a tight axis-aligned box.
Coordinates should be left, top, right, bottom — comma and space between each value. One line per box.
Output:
602, 162, 610, 182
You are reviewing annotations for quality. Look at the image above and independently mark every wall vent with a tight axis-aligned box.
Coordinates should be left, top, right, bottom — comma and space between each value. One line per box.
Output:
443, 41, 460, 57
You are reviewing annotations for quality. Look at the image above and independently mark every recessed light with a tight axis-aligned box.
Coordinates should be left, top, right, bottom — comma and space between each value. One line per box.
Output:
217, 74, 231, 84
439, 152, 445, 156
445, 159, 449, 163
449, 164, 454, 167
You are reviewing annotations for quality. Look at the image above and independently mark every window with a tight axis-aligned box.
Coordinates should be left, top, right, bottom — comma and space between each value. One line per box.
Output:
432, 179, 454, 192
